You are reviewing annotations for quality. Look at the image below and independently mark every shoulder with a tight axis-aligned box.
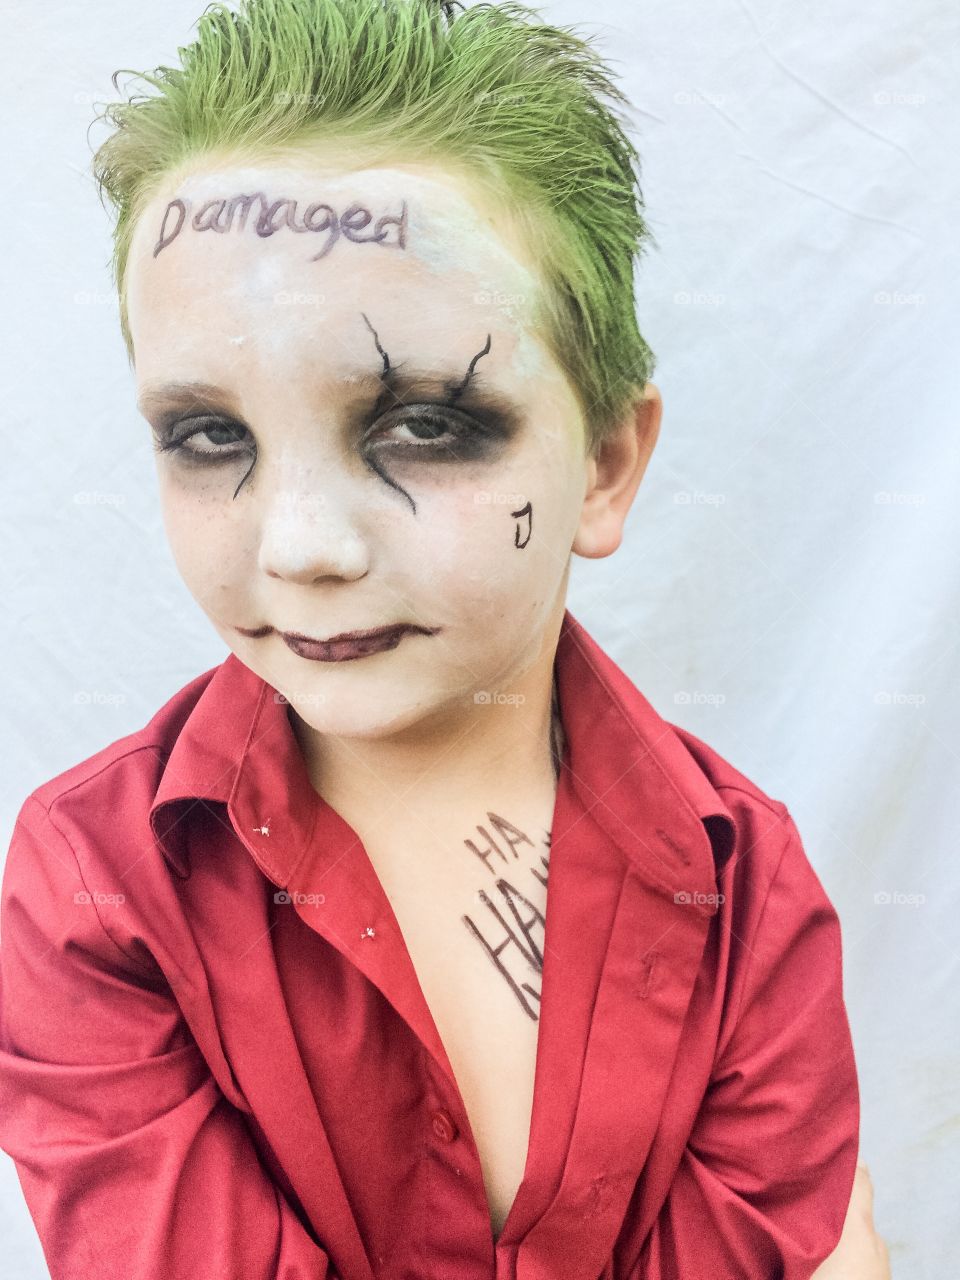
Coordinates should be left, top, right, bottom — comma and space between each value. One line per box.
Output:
666, 719, 818, 917
668, 718, 791, 829
9, 663, 221, 869
665, 721, 840, 1010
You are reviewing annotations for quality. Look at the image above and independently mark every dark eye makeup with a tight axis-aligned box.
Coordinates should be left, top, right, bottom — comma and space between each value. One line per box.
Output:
150, 396, 518, 469
152, 417, 250, 460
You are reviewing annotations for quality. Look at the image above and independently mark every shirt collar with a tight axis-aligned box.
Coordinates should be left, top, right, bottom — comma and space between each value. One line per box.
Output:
149, 609, 736, 895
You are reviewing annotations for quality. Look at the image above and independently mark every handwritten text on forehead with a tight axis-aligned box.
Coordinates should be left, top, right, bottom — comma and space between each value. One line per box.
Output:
152, 192, 408, 262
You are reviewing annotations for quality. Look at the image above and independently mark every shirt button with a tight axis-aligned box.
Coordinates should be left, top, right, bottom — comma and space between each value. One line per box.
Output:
431, 1108, 458, 1142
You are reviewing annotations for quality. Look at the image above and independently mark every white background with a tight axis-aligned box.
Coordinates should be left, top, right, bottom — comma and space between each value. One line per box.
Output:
2, 1, 958, 1276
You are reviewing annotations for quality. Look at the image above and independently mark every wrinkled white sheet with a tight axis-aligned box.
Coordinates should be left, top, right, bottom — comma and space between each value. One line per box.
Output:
1, 2, 956, 1276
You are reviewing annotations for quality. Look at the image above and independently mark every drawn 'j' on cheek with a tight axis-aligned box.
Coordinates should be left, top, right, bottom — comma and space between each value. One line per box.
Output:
511, 501, 532, 549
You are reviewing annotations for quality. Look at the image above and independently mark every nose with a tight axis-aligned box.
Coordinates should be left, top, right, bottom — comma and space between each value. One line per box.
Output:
258, 483, 369, 584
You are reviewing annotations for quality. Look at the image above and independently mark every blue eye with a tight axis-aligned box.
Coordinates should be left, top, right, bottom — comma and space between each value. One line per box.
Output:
152, 401, 508, 470
153, 417, 251, 460
366, 404, 497, 462
390, 414, 453, 442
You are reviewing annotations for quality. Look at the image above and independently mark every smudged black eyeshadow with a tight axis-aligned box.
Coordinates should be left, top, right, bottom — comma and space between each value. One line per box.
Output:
359, 392, 519, 463
151, 417, 249, 458
150, 386, 522, 468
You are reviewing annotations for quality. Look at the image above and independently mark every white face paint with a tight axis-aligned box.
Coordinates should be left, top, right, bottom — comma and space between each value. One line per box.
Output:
127, 156, 590, 744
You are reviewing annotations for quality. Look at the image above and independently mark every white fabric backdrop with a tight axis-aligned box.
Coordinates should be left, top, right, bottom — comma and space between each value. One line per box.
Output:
2, 1, 957, 1275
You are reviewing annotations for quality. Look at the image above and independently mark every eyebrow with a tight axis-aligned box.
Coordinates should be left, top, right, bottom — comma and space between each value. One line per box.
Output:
137, 380, 241, 419
137, 365, 511, 422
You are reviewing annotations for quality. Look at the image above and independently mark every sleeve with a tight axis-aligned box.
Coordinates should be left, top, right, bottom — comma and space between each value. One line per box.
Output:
0, 795, 336, 1280
631, 809, 860, 1280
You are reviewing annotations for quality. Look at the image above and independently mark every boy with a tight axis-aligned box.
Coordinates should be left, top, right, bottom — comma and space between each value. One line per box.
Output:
0, 2, 860, 1276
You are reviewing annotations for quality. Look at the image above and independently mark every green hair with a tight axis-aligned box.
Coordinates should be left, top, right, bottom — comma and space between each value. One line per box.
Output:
91, 0, 657, 453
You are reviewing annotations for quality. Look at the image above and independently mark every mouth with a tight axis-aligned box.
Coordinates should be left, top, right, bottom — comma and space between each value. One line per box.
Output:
278, 623, 440, 663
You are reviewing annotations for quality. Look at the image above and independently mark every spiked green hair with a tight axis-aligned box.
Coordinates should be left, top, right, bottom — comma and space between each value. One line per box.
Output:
91, 0, 657, 453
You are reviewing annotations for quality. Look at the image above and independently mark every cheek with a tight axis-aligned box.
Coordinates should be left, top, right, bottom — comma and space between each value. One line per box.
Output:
405, 472, 568, 610
157, 478, 249, 600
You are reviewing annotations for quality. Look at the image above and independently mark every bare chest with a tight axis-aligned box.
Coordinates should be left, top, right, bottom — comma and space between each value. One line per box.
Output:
365, 807, 553, 1241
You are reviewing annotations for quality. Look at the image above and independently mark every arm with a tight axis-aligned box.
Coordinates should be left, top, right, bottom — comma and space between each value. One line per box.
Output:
0, 796, 335, 1280
631, 810, 860, 1279
811, 1161, 891, 1280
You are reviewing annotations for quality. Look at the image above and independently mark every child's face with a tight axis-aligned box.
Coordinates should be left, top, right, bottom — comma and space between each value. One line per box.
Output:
127, 156, 596, 736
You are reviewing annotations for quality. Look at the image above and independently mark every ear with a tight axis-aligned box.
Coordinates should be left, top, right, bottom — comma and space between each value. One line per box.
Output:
572, 382, 662, 559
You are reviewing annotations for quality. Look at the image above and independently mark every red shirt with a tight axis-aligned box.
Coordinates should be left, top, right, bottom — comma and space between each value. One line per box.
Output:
0, 608, 859, 1280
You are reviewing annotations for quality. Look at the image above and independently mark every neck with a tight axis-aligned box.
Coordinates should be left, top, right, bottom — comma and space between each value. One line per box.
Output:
290, 634, 564, 835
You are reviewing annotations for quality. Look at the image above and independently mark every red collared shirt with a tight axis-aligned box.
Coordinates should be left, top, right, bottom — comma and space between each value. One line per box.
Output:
0, 609, 858, 1280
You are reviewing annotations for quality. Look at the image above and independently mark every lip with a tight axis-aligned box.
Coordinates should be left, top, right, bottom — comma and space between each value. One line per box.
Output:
279, 624, 439, 663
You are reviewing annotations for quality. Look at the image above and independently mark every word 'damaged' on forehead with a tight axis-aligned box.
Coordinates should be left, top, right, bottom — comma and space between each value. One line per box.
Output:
153, 192, 408, 262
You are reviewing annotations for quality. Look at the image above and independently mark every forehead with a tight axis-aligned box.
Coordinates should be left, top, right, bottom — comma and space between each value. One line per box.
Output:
126, 160, 549, 385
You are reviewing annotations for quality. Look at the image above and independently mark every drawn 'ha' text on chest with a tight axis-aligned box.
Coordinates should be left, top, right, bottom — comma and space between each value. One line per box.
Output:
460, 812, 551, 1021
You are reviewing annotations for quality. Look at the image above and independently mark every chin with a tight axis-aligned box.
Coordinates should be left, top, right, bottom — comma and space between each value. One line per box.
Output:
284, 688, 426, 735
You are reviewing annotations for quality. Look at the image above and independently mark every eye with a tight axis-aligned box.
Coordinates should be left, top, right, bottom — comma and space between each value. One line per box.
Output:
365, 404, 493, 460
154, 417, 252, 460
